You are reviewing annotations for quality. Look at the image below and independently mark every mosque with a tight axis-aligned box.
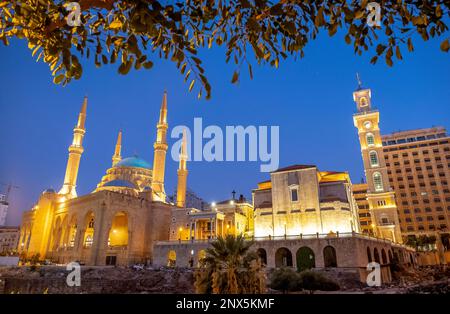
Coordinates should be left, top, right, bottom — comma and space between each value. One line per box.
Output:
18, 92, 189, 266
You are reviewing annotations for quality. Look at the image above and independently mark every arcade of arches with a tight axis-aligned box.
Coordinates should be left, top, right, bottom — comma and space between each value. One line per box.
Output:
154, 235, 417, 284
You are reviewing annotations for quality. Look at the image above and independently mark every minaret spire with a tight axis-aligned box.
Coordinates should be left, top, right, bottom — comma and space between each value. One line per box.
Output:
159, 90, 168, 124
59, 97, 88, 198
151, 91, 169, 201
112, 130, 122, 166
176, 129, 188, 208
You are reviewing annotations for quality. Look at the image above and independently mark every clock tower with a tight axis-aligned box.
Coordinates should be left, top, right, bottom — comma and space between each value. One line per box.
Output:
352, 78, 402, 243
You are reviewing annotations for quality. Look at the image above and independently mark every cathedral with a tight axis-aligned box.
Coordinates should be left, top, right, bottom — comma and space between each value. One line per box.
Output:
18, 92, 189, 266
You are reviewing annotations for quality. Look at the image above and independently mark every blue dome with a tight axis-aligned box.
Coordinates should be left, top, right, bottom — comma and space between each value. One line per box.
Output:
114, 156, 152, 169
103, 179, 137, 189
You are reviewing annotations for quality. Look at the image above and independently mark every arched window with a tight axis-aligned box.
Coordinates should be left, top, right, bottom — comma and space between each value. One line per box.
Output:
369, 151, 379, 167
373, 172, 384, 192
366, 133, 375, 146
296, 247, 315, 271
360, 97, 368, 107
374, 248, 380, 263
323, 246, 337, 267
275, 247, 293, 267
257, 248, 267, 266
367, 247, 372, 263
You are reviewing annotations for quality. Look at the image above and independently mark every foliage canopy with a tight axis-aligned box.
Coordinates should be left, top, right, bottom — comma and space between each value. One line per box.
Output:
1, 1, 448, 99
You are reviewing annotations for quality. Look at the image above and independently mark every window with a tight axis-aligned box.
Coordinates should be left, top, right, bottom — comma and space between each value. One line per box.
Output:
366, 133, 375, 146
373, 172, 383, 192
290, 188, 298, 202
369, 151, 379, 167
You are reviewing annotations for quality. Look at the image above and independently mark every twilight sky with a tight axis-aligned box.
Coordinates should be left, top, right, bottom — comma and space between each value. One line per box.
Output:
0, 29, 449, 226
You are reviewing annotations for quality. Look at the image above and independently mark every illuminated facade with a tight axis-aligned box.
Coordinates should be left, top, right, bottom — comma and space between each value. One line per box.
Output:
252, 165, 360, 237
169, 194, 254, 242
18, 92, 188, 265
353, 84, 402, 243
381, 127, 450, 237
352, 183, 374, 235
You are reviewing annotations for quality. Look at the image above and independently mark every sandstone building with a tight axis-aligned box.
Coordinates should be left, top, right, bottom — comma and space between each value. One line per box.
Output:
252, 166, 360, 237
18, 92, 189, 266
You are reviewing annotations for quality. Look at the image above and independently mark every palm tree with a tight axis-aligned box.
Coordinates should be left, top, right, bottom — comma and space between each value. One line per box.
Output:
195, 235, 265, 294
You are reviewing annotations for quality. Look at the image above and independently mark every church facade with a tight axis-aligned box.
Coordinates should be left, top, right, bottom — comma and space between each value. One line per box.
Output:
18, 92, 189, 266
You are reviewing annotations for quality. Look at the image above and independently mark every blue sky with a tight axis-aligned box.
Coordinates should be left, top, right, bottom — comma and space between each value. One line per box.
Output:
0, 29, 449, 226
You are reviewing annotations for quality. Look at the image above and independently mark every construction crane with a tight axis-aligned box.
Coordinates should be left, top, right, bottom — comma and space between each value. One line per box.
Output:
0, 182, 19, 203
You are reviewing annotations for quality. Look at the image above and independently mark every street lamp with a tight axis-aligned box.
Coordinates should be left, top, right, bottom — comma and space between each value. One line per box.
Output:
178, 227, 183, 240
284, 223, 287, 239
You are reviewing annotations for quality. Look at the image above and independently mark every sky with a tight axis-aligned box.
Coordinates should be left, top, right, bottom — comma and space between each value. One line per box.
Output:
0, 28, 449, 226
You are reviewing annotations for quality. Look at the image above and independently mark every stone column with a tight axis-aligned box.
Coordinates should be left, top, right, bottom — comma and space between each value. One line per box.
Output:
214, 218, 218, 238
194, 220, 197, 241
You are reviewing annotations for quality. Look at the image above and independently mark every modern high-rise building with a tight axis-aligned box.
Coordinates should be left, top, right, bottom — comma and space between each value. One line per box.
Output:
0, 194, 8, 226
381, 127, 450, 237
352, 183, 373, 235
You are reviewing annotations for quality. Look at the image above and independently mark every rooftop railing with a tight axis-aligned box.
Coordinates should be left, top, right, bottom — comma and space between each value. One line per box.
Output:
156, 231, 412, 249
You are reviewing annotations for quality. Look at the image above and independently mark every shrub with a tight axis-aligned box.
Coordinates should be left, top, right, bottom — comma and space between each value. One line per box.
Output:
269, 268, 302, 293
298, 270, 340, 293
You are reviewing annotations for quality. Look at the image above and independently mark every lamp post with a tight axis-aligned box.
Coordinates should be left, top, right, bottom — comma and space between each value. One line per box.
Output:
284, 223, 287, 239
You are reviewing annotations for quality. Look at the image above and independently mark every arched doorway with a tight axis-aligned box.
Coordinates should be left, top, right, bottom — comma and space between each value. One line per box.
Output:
67, 215, 77, 248
83, 211, 95, 248
108, 211, 129, 247
275, 247, 293, 267
367, 247, 372, 263
257, 248, 267, 265
168, 250, 176, 267
374, 248, 380, 263
323, 246, 337, 267
51, 217, 62, 251
59, 216, 67, 249
296, 247, 315, 271
388, 250, 393, 263
381, 249, 387, 264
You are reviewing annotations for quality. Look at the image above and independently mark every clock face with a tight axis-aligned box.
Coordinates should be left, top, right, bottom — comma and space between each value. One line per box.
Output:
364, 121, 372, 129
